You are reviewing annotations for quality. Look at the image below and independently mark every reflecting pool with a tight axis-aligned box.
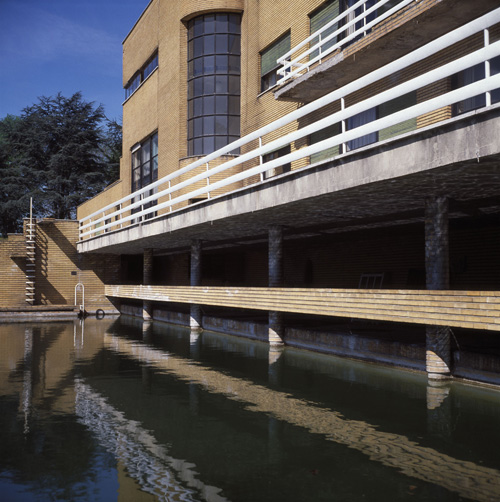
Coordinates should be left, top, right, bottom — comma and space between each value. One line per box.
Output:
1, 317, 500, 501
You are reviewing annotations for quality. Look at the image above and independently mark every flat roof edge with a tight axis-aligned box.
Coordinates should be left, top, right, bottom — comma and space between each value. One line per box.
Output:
122, 0, 155, 45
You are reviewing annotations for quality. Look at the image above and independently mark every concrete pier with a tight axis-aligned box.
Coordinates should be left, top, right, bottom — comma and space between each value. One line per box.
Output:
143, 248, 154, 321
268, 226, 284, 346
425, 196, 451, 379
190, 240, 203, 332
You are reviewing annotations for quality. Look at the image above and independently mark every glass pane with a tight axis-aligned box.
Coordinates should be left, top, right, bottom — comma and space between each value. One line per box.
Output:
228, 115, 240, 135
194, 138, 203, 155
204, 55, 215, 74
188, 139, 194, 155
215, 115, 228, 134
228, 34, 240, 55
193, 17, 204, 37
188, 100, 193, 119
216, 34, 228, 54
132, 150, 141, 169
188, 60, 194, 79
228, 14, 241, 34
215, 95, 228, 114
203, 136, 215, 154
194, 57, 203, 77
194, 37, 204, 58
152, 157, 158, 179
188, 40, 194, 60
228, 75, 240, 94
216, 55, 228, 73
204, 75, 215, 94
194, 117, 203, 137
193, 97, 203, 117
193, 77, 203, 96
188, 79, 194, 97
228, 95, 240, 115
215, 75, 228, 93
143, 160, 151, 179
152, 134, 158, 157
204, 95, 215, 115
142, 141, 150, 162
228, 137, 240, 154
188, 119, 194, 138
132, 168, 141, 190
215, 136, 228, 150
188, 21, 194, 40
204, 14, 215, 34
228, 55, 240, 74
203, 116, 215, 135
204, 35, 215, 55
215, 13, 228, 33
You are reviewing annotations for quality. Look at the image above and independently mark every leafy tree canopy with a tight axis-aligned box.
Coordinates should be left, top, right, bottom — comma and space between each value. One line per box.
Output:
0, 92, 121, 236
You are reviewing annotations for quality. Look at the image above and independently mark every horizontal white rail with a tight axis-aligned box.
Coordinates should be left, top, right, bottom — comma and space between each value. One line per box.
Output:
79, 9, 500, 240
277, 0, 413, 85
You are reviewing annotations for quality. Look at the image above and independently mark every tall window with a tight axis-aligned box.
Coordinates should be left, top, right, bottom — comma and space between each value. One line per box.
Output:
125, 52, 158, 100
187, 13, 241, 156
261, 32, 291, 92
131, 133, 158, 221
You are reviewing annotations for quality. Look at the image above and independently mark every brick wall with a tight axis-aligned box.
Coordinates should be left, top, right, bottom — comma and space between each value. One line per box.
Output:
0, 219, 120, 311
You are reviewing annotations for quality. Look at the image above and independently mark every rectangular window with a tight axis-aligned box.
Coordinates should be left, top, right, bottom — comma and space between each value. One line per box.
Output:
452, 56, 500, 115
260, 32, 291, 92
124, 51, 159, 100
262, 145, 291, 179
310, 1, 340, 61
310, 122, 341, 163
131, 132, 159, 222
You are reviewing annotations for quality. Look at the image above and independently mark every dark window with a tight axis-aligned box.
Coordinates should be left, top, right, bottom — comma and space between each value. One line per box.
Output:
131, 133, 158, 221
187, 13, 241, 156
309, 0, 400, 62
260, 32, 291, 92
124, 52, 159, 100
452, 56, 500, 116
309, 1, 340, 60
262, 145, 291, 179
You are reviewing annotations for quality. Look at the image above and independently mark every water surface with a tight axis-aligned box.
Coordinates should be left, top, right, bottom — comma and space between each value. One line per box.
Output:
1, 317, 500, 501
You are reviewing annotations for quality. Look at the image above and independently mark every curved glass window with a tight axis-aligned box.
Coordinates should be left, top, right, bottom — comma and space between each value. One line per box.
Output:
187, 13, 241, 156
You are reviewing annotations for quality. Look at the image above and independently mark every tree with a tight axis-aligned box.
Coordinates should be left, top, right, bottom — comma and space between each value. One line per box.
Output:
0, 93, 121, 236
0, 115, 33, 235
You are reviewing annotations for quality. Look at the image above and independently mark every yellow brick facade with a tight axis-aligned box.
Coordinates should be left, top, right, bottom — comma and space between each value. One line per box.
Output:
0, 220, 120, 311
77, 0, 497, 224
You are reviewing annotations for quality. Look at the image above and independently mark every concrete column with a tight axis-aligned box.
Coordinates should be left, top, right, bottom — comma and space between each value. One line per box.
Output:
269, 226, 284, 346
143, 248, 154, 321
425, 196, 451, 379
190, 239, 203, 332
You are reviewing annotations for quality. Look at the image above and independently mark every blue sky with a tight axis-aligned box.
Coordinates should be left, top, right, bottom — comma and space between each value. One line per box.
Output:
0, 0, 149, 123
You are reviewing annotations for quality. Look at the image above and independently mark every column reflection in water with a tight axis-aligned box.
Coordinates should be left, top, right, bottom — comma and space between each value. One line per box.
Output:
2, 319, 500, 502
426, 380, 452, 438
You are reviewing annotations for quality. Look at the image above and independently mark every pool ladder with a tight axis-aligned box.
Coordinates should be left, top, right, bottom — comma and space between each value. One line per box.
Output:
25, 210, 36, 306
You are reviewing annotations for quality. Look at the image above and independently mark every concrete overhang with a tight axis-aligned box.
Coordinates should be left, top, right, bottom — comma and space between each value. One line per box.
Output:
274, 0, 500, 103
78, 106, 500, 256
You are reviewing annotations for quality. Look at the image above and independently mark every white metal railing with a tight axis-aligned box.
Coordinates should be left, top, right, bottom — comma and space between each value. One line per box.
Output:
79, 9, 500, 241
277, 0, 413, 86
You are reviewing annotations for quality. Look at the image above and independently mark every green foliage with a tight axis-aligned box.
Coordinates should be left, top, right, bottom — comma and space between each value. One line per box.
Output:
0, 92, 121, 236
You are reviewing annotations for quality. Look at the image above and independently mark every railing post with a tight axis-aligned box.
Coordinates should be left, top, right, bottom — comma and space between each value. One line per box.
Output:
259, 137, 265, 182
341, 97, 347, 154
485, 28, 491, 107
168, 180, 173, 212
119, 204, 123, 228
206, 162, 211, 199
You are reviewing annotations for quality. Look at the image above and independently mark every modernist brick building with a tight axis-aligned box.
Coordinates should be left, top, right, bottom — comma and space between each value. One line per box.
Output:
73, 0, 500, 381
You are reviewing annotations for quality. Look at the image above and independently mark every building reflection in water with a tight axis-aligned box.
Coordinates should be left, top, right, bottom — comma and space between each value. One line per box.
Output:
1, 318, 500, 502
